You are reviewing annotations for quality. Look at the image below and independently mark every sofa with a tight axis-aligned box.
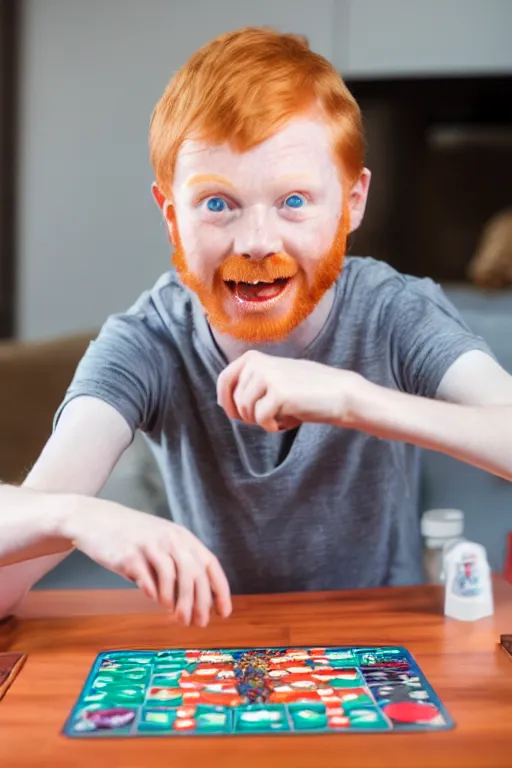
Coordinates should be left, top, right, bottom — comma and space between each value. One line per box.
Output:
1, 286, 510, 590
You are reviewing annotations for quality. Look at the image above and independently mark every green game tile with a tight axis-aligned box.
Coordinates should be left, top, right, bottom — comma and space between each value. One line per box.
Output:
234, 705, 290, 733
339, 692, 375, 711
354, 649, 404, 666
98, 664, 151, 677
195, 707, 231, 734
100, 662, 149, 673
155, 651, 190, 660
325, 658, 359, 668
137, 709, 177, 732
323, 651, 355, 664
146, 688, 183, 705
88, 684, 146, 705
348, 708, 389, 729
194, 704, 229, 717
288, 702, 326, 714
82, 691, 119, 706
330, 673, 365, 689
153, 661, 195, 673
108, 655, 154, 666
290, 705, 328, 731
94, 670, 149, 685
92, 680, 145, 694
151, 672, 183, 686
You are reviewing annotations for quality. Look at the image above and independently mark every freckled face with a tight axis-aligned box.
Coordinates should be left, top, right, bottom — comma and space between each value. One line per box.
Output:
169, 116, 348, 343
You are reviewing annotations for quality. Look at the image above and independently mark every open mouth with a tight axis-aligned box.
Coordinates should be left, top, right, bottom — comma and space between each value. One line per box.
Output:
225, 277, 291, 303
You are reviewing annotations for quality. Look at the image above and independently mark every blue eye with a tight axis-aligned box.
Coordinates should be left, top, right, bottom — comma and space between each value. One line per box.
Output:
284, 194, 305, 209
206, 197, 227, 212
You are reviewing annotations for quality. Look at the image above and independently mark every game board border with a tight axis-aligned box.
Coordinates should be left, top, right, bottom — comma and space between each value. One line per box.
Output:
0, 652, 27, 702
62, 644, 455, 738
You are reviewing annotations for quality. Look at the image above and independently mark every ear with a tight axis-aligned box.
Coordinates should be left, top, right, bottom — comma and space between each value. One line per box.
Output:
347, 168, 371, 233
151, 183, 177, 247
151, 182, 167, 210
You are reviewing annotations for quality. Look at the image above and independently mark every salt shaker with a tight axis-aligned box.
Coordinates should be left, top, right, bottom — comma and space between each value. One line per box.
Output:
443, 540, 494, 621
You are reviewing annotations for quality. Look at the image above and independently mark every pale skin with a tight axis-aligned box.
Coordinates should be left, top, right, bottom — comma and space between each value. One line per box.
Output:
1, 116, 512, 624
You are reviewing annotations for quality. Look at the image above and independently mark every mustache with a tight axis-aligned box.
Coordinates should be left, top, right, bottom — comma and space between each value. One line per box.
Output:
219, 253, 298, 284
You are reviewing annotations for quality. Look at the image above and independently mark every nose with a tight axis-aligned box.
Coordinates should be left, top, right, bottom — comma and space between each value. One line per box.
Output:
234, 205, 282, 261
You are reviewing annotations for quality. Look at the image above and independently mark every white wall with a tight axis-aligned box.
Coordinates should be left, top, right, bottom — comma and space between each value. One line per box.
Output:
341, 0, 512, 79
17, 0, 335, 340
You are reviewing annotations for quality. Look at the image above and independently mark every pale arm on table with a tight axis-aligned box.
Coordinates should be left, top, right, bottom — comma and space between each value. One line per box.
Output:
0, 396, 132, 616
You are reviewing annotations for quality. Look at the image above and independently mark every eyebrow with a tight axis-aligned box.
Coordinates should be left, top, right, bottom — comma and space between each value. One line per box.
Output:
186, 174, 235, 189
185, 172, 318, 193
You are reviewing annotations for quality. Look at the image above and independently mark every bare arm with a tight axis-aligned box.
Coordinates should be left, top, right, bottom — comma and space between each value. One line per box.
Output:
218, 349, 512, 480
0, 395, 232, 625
23, 395, 132, 496
348, 350, 512, 480
0, 396, 131, 615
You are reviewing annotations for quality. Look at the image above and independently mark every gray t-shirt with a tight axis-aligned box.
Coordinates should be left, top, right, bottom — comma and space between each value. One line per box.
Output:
56, 257, 491, 593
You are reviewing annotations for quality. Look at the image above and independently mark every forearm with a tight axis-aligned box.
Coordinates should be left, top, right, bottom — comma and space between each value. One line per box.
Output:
0, 484, 77, 566
0, 485, 79, 618
0, 398, 133, 617
346, 383, 512, 481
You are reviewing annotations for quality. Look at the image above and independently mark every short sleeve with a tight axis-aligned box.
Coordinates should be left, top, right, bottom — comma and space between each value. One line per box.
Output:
54, 310, 170, 436
389, 277, 495, 398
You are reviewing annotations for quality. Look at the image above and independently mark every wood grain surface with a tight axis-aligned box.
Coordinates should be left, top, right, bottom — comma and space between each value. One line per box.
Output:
0, 579, 511, 768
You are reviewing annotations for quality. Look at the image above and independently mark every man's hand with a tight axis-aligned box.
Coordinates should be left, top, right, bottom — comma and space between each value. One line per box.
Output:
217, 350, 364, 431
61, 498, 232, 627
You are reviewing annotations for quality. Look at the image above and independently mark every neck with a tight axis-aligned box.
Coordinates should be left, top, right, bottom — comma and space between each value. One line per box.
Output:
211, 287, 336, 362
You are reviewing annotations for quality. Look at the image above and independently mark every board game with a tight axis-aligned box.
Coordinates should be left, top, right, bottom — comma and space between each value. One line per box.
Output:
63, 645, 454, 737
0, 653, 26, 702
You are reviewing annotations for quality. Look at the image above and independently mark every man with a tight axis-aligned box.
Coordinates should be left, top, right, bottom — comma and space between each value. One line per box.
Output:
1, 27, 511, 627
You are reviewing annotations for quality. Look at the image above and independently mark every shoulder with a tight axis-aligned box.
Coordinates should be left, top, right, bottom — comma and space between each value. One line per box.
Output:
126, 269, 192, 331
340, 257, 458, 319
100, 269, 193, 350
342, 256, 436, 296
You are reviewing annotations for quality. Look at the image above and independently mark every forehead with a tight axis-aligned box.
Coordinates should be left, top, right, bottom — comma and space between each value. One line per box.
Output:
173, 116, 338, 187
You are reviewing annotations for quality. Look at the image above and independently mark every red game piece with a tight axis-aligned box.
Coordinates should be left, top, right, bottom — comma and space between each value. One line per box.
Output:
382, 701, 440, 724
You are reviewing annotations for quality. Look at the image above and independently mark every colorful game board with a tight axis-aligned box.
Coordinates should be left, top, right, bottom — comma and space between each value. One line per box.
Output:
63, 645, 454, 737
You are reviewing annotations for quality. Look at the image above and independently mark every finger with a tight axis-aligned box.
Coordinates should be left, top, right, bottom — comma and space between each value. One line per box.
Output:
217, 361, 245, 420
217, 352, 260, 420
125, 558, 159, 603
233, 373, 267, 424
148, 549, 177, 610
191, 560, 212, 628
205, 554, 233, 619
253, 389, 281, 432
173, 553, 195, 626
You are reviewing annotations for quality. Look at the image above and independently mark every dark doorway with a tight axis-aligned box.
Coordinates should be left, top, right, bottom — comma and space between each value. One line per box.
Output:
347, 75, 512, 284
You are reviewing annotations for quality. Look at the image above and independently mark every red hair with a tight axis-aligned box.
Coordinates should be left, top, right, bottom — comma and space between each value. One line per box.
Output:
149, 27, 364, 196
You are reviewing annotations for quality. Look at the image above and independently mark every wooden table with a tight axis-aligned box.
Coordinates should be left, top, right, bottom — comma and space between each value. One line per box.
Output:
1, 579, 511, 767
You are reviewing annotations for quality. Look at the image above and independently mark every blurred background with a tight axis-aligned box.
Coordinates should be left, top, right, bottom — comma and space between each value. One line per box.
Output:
0, 1, 511, 584
1, 0, 511, 342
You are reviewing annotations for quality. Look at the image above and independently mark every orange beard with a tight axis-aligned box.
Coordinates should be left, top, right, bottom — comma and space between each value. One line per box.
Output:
172, 209, 349, 344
